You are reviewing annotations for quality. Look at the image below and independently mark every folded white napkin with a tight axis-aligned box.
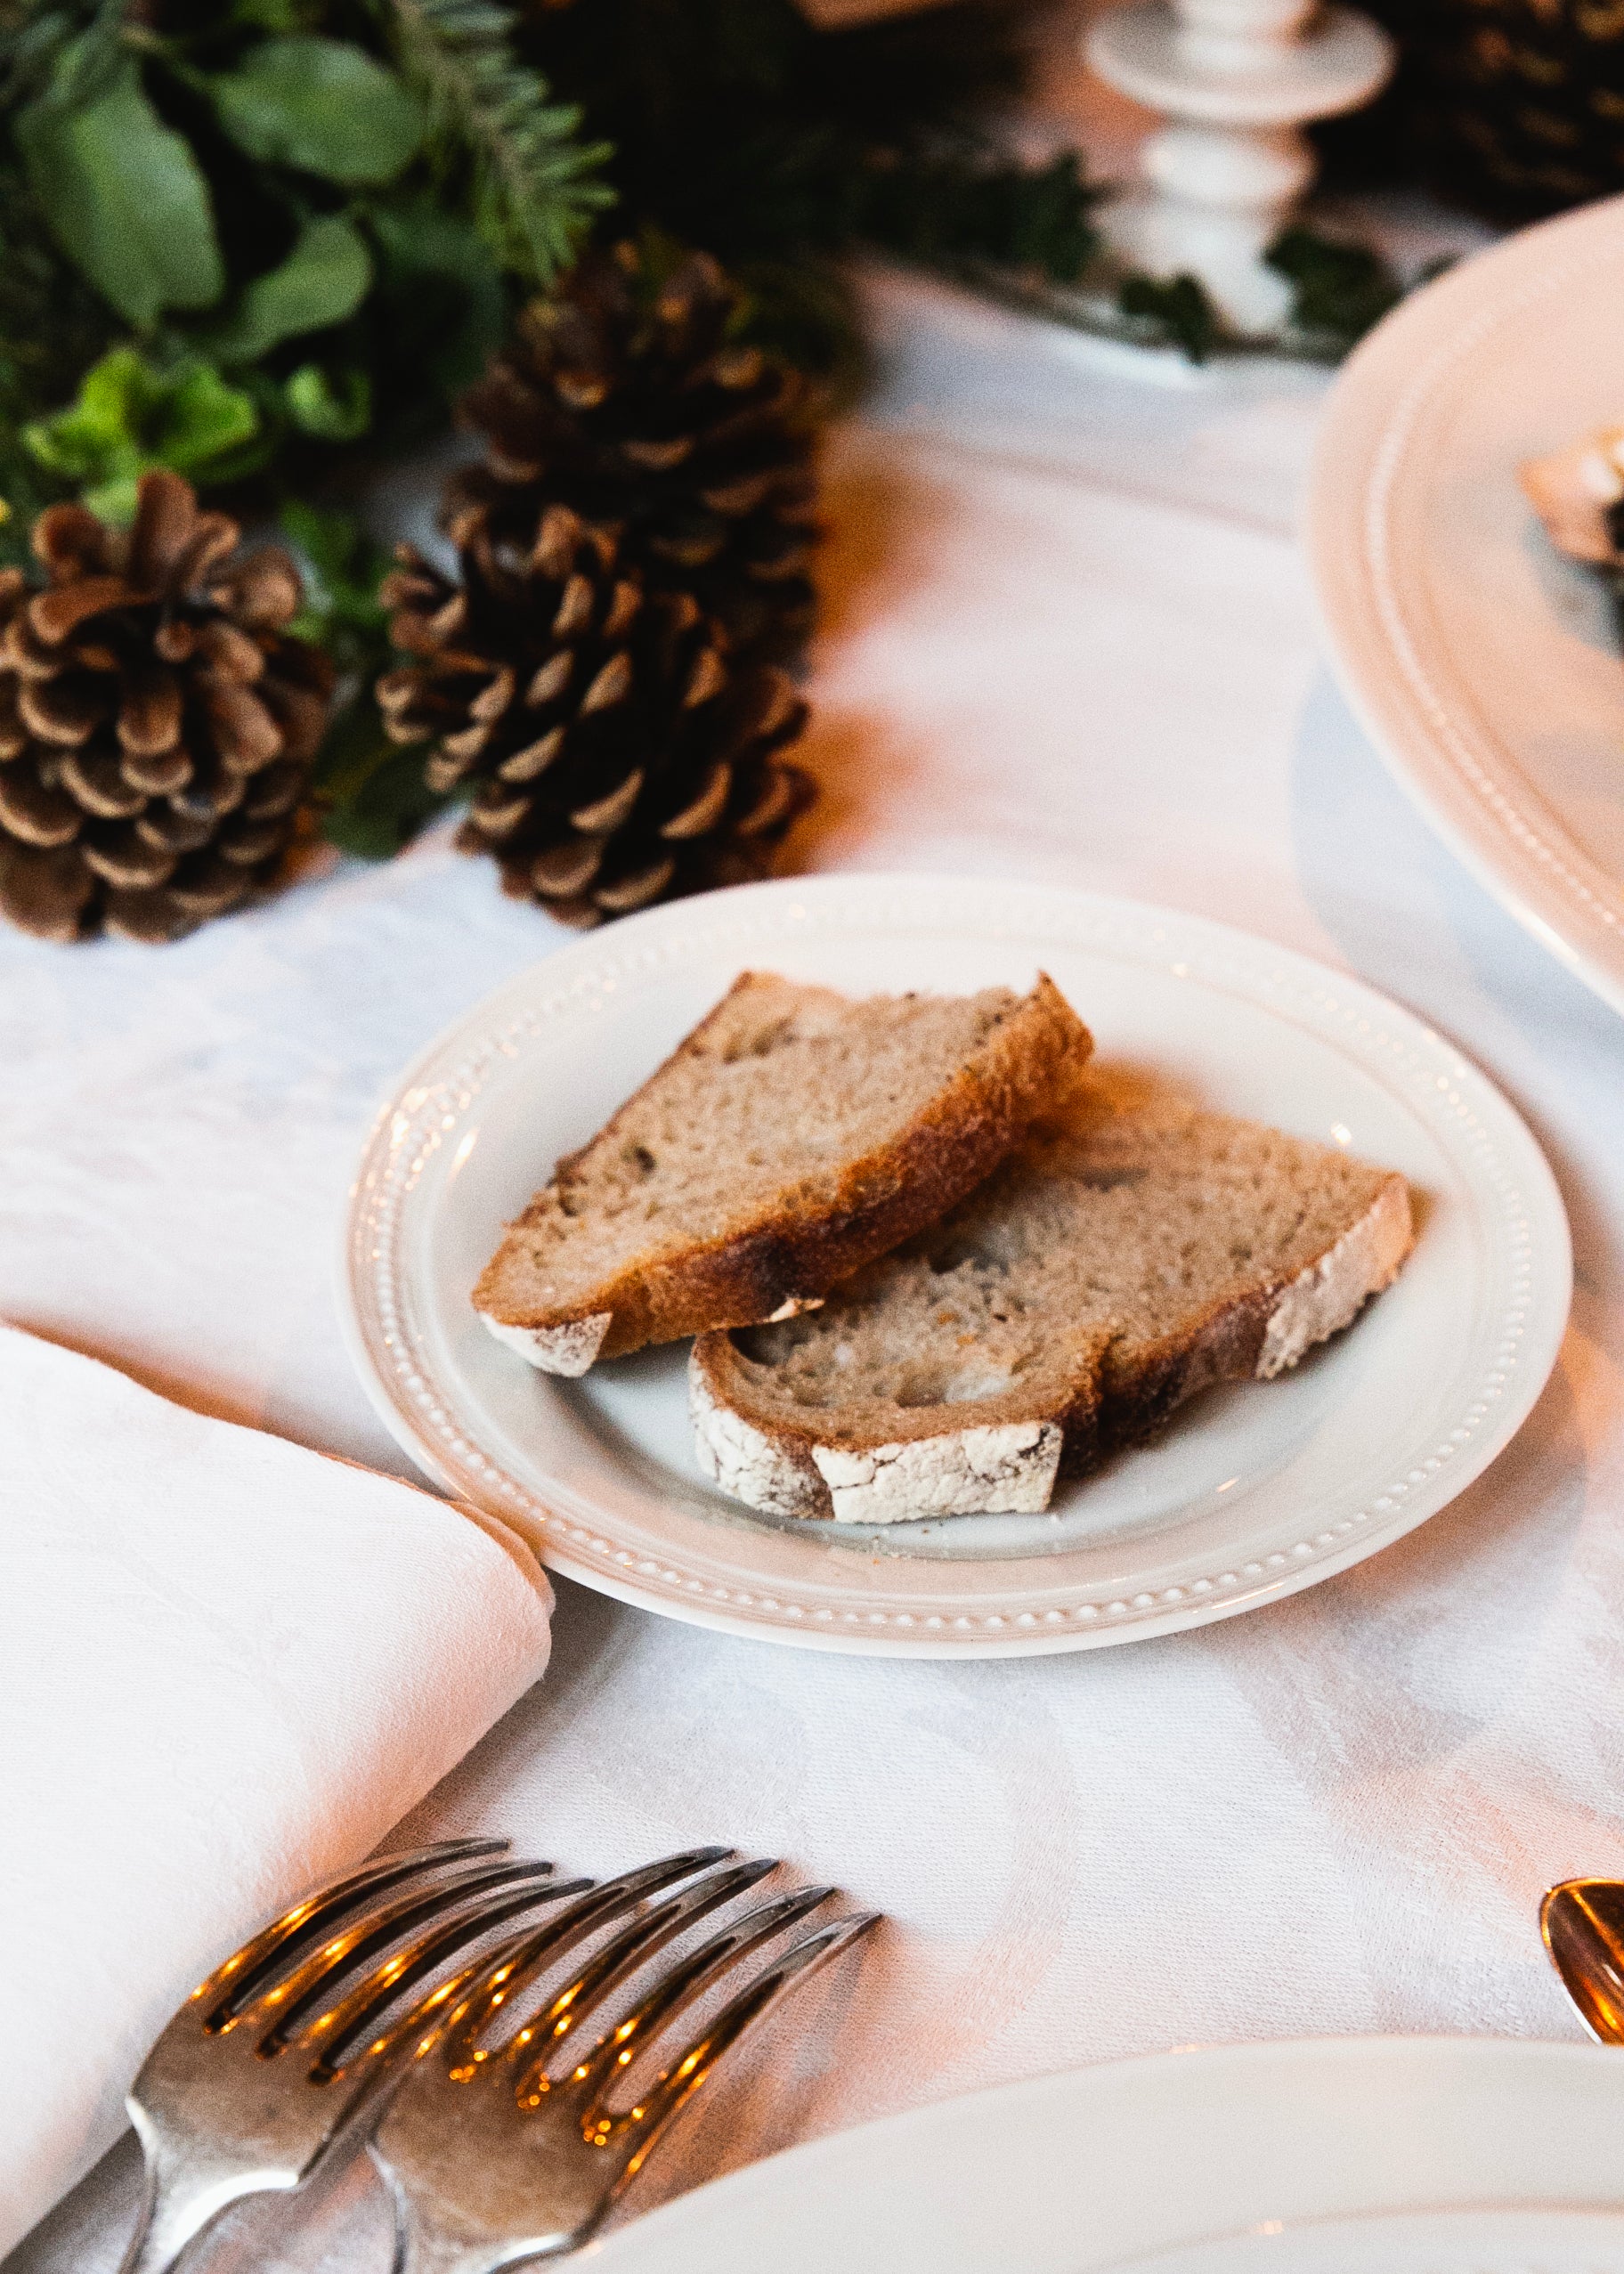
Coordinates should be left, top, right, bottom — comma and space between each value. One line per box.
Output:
0, 1325, 554, 2257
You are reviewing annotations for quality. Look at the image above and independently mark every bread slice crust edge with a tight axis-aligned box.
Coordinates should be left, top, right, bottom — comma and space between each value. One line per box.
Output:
689, 1171, 1413, 1522
474, 971, 1092, 1370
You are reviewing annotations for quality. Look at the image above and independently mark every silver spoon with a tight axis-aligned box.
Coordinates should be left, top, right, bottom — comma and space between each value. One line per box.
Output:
1541, 1878, 1624, 2042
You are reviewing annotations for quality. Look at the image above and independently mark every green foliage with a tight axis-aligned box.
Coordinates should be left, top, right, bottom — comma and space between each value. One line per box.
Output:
315, 712, 453, 858
22, 347, 264, 519
0, 137, 118, 564
283, 359, 371, 438
207, 35, 426, 185
279, 500, 454, 857
0, 0, 127, 118
383, 0, 612, 288
281, 499, 389, 658
15, 44, 225, 329
364, 194, 506, 399
0, 0, 604, 511
1265, 225, 1402, 351
865, 150, 1098, 285
1116, 272, 1220, 363
196, 215, 372, 362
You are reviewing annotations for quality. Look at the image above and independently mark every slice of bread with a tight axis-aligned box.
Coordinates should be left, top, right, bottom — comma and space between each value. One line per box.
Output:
475, 970, 1092, 1374
690, 1103, 1413, 1522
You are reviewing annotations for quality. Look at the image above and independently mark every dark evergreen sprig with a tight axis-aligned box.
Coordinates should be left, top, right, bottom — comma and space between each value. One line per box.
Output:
864, 149, 1098, 288
1265, 225, 1403, 353
1117, 271, 1220, 363
382, 0, 613, 288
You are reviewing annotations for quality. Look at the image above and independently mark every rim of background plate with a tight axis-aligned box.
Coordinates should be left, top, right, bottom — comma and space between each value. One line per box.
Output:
1306, 191, 1624, 1024
335, 874, 1571, 1658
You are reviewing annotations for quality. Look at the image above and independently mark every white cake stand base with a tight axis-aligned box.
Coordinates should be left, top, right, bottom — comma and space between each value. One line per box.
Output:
1085, 0, 1395, 333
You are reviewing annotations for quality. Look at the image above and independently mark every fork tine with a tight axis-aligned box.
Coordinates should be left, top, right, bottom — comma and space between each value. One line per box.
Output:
249, 1858, 562, 2051
574, 1884, 835, 2114
193, 1840, 507, 2022
307, 1873, 597, 2080
443, 1846, 733, 2062
509, 1857, 780, 2092
616, 1912, 880, 2178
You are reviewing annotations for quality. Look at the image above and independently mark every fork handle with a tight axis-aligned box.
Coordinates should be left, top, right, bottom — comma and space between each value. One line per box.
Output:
377, 2150, 578, 2274
118, 2120, 294, 2274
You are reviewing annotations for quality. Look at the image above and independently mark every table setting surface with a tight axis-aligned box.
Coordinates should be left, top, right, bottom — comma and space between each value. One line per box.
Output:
9, 267, 1624, 2272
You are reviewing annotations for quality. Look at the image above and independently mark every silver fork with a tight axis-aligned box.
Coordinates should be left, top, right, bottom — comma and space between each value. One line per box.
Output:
370, 1855, 879, 2273
118, 1837, 727, 2274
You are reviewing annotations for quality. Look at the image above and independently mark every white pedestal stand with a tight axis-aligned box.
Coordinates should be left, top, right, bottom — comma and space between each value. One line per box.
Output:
1084, 0, 1395, 334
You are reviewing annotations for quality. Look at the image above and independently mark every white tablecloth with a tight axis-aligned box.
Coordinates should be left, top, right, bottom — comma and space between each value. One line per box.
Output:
9, 268, 1624, 2274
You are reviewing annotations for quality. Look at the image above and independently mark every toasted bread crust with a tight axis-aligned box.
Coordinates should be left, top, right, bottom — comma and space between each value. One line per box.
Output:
475, 971, 1092, 1367
690, 1172, 1412, 1522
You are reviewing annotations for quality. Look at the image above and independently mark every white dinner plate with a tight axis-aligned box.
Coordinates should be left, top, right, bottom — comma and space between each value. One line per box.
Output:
337, 873, 1569, 1657
1309, 192, 1624, 1020
588, 2037, 1624, 2274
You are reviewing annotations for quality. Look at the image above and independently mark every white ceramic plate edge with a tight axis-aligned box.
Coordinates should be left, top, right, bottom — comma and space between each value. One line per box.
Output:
1306, 193, 1624, 1020
585, 2035, 1624, 2274
336, 874, 1571, 1658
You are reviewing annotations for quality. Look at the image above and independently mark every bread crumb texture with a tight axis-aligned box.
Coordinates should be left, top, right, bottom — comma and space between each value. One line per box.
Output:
692, 1100, 1413, 1521
475, 969, 1091, 1368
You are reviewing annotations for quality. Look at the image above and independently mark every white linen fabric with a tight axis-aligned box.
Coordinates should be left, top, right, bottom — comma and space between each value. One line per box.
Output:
0, 1327, 553, 2258
5, 268, 1624, 2273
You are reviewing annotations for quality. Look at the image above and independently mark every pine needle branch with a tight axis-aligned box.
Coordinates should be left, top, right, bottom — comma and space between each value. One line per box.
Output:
382, 0, 613, 288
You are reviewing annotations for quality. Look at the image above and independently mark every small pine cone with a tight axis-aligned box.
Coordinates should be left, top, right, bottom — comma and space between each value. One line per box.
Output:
377, 497, 813, 929
0, 470, 334, 945
449, 245, 819, 667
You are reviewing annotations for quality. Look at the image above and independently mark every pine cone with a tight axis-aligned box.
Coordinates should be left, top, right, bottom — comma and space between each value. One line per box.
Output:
449, 245, 819, 667
0, 471, 333, 945
377, 496, 812, 928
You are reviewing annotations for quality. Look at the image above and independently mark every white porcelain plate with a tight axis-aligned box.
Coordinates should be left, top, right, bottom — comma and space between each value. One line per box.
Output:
337, 873, 1569, 1656
588, 2038, 1624, 2274
1309, 191, 1624, 1019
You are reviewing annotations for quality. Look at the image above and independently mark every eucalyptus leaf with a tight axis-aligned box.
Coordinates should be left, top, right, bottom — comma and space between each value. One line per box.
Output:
194, 215, 372, 362
16, 53, 225, 329
208, 37, 426, 185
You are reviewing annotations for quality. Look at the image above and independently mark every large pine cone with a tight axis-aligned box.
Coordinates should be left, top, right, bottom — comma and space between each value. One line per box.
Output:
1361, 0, 1624, 219
449, 245, 819, 667
377, 496, 812, 928
0, 471, 333, 944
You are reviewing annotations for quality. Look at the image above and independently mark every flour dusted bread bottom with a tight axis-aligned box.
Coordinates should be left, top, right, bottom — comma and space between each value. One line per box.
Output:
475, 969, 1091, 1372
690, 1105, 1413, 1522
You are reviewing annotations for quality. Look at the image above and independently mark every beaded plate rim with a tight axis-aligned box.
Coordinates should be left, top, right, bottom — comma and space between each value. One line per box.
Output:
1308, 191, 1624, 1022
337, 874, 1571, 1658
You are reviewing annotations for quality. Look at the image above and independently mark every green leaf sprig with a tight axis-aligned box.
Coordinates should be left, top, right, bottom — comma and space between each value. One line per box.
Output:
16, 37, 224, 329
4, 0, 605, 500
382, 0, 613, 288
279, 500, 457, 860
22, 347, 263, 520
207, 34, 426, 184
